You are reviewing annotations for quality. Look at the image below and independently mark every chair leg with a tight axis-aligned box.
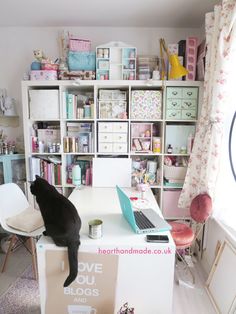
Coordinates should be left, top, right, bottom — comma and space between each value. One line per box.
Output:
176, 250, 195, 285
1, 234, 17, 273
29, 237, 38, 281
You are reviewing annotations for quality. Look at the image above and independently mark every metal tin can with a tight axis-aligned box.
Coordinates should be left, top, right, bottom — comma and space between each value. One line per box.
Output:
63, 137, 70, 153
88, 219, 103, 239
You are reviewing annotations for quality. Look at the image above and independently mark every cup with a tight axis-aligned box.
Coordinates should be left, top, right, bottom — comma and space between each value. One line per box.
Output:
68, 305, 97, 314
88, 219, 103, 239
136, 183, 149, 199
136, 183, 149, 193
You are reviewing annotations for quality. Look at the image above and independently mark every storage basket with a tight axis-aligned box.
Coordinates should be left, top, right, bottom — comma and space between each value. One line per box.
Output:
163, 165, 187, 180
69, 38, 91, 52
68, 51, 96, 71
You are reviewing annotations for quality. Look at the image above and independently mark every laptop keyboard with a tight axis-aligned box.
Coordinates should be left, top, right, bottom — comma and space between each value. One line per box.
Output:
134, 211, 155, 230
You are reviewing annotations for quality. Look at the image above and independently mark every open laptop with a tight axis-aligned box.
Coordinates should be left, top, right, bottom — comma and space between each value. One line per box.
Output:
116, 185, 172, 234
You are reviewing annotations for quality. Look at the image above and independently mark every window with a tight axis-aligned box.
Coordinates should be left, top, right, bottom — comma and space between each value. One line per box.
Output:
214, 95, 236, 231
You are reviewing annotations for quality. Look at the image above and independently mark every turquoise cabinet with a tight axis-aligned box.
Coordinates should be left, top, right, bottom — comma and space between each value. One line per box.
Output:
0, 154, 26, 189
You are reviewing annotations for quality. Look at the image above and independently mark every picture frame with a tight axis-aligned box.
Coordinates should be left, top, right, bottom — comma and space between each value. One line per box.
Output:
205, 239, 236, 314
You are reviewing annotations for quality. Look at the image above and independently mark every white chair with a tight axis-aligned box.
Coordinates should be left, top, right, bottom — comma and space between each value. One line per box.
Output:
0, 183, 45, 280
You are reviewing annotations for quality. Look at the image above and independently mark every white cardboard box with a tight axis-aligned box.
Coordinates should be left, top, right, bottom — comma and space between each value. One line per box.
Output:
29, 90, 59, 119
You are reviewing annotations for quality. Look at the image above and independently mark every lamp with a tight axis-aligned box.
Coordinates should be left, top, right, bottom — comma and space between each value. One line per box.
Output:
159, 38, 188, 80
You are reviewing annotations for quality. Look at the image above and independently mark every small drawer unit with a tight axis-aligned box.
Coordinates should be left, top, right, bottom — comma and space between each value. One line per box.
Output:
166, 87, 198, 121
98, 122, 128, 153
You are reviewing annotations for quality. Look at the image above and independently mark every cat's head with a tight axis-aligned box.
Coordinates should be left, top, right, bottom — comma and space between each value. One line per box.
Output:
30, 175, 50, 195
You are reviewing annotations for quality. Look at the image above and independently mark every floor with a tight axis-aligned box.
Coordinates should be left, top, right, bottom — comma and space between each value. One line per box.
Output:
0, 240, 216, 314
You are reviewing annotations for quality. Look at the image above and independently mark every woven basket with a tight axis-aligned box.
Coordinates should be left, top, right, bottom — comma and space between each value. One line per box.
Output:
69, 38, 91, 52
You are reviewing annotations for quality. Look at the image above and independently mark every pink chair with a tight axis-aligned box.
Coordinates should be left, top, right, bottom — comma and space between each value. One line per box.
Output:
169, 193, 212, 284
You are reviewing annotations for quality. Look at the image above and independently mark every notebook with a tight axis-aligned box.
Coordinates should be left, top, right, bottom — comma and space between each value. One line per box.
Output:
116, 186, 172, 234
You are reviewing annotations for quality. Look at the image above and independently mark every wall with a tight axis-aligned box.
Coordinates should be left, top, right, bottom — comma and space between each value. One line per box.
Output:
202, 218, 236, 275
0, 26, 202, 150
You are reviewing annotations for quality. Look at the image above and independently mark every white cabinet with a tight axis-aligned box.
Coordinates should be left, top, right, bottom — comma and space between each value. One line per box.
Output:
22, 80, 203, 217
96, 42, 137, 80
97, 122, 128, 153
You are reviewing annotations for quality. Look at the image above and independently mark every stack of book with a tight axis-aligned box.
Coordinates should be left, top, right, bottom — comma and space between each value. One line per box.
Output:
29, 156, 62, 185
63, 91, 93, 119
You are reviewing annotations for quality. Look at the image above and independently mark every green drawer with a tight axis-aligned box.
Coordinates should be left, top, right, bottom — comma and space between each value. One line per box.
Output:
166, 109, 181, 119
182, 87, 198, 99
181, 109, 197, 120
181, 99, 197, 110
166, 99, 181, 109
166, 87, 182, 99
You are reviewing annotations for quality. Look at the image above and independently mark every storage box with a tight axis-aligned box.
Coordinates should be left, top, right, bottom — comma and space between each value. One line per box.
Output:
131, 90, 162, 119
37, 129, 60, 145
162, 190, 190, 218
29, 90, 59, 119
68, 51, 96, 71
41, 63, 59, 71
69, 38, 91, 52
60, 71, 96, 80
163, 165, 187, 180
30, 70, 58, 81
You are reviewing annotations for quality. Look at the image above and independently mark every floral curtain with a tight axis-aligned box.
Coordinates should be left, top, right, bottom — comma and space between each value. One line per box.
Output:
179, 0, 236, 209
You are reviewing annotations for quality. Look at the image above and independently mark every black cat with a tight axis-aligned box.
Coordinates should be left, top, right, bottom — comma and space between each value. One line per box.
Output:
30, 175, 81, 287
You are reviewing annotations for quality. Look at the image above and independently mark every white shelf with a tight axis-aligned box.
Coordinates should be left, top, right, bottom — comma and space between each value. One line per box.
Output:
31, 153, 62, 156
130, 152, 161, 156
64, 152, 95, 155
22, 79, 203, 217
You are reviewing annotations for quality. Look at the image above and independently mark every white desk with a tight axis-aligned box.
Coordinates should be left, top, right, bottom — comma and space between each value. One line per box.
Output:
37, 187, 175, 314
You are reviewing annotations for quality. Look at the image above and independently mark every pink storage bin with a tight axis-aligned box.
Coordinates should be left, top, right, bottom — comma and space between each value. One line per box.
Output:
162, 190, 190, 219
69, 38, 91, 52
41, 63, 59, 71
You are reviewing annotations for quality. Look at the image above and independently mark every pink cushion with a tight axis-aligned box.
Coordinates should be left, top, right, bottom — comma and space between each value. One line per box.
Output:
169, 221, 194, 248
190, 194, 212, 223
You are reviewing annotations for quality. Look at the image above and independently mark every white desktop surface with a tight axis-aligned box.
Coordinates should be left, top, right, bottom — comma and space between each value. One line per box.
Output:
69, 186, 175, 245
37, 187, 175, 314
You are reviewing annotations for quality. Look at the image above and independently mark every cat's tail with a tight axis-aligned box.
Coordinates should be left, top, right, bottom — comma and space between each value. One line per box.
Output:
64, 241, 80, 287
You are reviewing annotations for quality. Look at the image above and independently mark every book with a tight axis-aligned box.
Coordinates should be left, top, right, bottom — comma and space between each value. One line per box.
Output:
196, 39, 206, 81
29, 157, 41, 181
67, 93, 75, 119
178, 40, 186, 66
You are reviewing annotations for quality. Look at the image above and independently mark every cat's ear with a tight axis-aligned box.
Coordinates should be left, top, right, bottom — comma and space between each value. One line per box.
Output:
35, 175, 40, 179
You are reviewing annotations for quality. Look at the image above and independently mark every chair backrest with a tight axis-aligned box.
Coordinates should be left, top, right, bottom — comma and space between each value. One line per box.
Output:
0, 183, 29, 229
190, 193, 212, 223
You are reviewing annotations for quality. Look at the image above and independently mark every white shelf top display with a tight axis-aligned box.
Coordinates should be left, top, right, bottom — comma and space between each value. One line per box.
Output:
96, 41, 137, 80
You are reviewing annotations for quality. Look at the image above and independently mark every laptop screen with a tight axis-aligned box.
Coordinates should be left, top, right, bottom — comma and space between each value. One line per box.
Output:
116, 185, 137, 232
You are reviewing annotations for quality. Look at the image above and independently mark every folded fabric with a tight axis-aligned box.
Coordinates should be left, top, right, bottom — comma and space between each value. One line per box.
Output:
6, 207, 44, 233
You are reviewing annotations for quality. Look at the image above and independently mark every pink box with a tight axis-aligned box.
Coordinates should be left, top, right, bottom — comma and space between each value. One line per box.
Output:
30, 70, 58, 80
162, 190, 190, 218
185, 37, 198, 81
69, 38, 91, 52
